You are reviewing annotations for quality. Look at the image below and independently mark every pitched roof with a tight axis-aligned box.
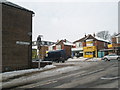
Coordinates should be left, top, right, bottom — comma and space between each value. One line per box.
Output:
115, 33, 120, 37
95, 36, 110, 43
73, 34, 110, 43
63, 42, 74, 46
73, 37, 86, 43
0, 0, 34, 14
84, 34, 97, 41
56, 39, 74, 46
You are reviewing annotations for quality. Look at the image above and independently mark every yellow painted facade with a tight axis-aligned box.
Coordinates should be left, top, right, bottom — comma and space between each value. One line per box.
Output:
83, 46, 97, 58
108, 44, 113, 48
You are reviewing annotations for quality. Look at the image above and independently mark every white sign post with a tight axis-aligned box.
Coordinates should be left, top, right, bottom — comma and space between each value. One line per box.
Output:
37, 35, 43, 69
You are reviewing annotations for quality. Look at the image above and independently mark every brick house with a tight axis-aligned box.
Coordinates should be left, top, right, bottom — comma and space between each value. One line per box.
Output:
111, 33, 120, 55
0, 1, 34, 72
72, 34, 110, 58
48, 39, 73, 58
72, 36, 86, 57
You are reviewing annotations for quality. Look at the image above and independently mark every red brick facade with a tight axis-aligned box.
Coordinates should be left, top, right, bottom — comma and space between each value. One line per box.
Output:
49, 39, 73, 58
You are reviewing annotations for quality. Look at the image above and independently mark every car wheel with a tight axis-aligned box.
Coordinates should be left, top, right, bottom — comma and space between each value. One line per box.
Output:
62, 61, 65, 63
117, 57, 120, 61
104, 58, 108, 61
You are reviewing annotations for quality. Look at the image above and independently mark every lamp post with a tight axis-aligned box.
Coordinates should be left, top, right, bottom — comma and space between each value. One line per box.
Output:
37, 35, 43, 69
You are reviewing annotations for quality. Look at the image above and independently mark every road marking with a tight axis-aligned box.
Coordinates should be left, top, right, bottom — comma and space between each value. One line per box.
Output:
20, 71, 86, 88
101, 76, 119, 80
29, 69, 104, 88
40, 80, 57, 86
75, 68, 105, 78
19, 68, 105, 88
26, 80, 57, 88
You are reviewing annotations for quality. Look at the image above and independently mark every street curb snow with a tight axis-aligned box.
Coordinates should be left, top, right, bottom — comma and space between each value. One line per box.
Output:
67, 58, 102, 62
1, 65, 56, 82
2, 66, 81, 89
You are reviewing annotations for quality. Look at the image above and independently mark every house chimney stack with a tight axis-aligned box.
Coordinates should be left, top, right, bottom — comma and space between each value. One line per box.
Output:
93, 33, 95, 37
85, 33, 87, 37
64, 39, 66, 42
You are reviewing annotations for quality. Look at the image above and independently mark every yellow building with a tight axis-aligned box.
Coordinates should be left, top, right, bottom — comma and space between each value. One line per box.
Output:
108, 44, 113, 48
73, 34, 110, 58
83, 46, 97, 58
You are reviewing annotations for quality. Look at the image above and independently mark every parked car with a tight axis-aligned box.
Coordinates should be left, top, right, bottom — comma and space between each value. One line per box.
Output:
43, 50, 67, 63
102, 54, 120, 61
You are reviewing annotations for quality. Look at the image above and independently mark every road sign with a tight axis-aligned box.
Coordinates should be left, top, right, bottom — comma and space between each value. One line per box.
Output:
16, 41, 30, 45
37, 35, 43, 49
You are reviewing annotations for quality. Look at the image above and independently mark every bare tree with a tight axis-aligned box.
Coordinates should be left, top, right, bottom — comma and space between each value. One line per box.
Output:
96, 31, 111, 40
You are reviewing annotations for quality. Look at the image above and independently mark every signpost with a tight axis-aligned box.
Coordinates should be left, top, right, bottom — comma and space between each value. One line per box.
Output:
37, 35, 43, 69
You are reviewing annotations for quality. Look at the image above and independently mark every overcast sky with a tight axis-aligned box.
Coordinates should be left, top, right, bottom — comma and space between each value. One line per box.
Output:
8, 0, 118, 42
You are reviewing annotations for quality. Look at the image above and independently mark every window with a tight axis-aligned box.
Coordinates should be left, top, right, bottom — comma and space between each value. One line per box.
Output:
56, 45, 61, 50
76, 42, 82, 48
109, 54, 117, 56
79, 42, 83, 47
85, 52, 93, 55
41, 41, 44, 45
76, 42, 79, 48
49, 46, 53, 51
44, 42, 47, 45
117, 37, 120, 43
47, 42, 49, 45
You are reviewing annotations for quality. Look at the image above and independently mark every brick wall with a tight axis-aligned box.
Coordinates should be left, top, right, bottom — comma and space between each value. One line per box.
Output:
2, 4, 33, 72
96, 41, 107, 50
64, 45, 72, 58
0, 4, 2, 72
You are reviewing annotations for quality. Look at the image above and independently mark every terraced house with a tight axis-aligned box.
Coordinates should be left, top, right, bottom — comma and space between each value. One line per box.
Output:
72, 34, 110, 58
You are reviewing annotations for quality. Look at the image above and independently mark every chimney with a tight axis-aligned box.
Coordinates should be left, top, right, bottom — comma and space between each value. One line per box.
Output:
85, 33, 87, 37
64, 39, 66, 42
93, 33, 95, 37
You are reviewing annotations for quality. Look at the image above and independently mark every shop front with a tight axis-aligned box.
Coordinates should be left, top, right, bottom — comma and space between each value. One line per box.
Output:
83, 46, 97, 58
71, 47, 83, 58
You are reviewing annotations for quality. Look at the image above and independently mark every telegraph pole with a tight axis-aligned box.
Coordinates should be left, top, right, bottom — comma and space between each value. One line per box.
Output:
37, 35, 43, 69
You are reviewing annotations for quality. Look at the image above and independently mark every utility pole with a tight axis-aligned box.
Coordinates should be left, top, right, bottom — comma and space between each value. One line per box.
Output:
37, 35, 43, 69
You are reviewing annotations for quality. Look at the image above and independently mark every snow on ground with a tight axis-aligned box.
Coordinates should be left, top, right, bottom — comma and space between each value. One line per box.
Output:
1, 58, 102, 82
67, 57, 101, 62
67, 57, 86, 61
2, 61, 101, 88
1, 65, 56, 81
87, 58, 102, 61
2, 66, 81, 88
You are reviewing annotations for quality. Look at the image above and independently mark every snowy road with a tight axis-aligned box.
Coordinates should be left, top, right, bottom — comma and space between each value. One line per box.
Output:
2, 60, 119, 89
